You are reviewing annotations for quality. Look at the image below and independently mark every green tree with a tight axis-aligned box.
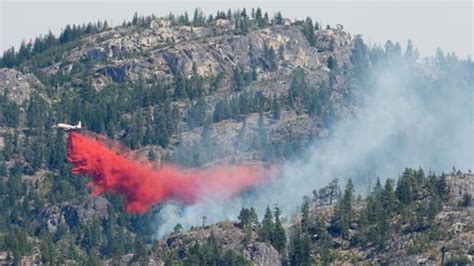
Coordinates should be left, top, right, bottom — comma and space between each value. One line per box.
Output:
350, 35, 370, 82
396, 168, 415, 205
259, 206, 274, 242
278, 44, 285, 60
327, 178, 339, 204
301, 198, 310, 233
289, 230, 311, 266
255, 8, 267, 28
239, 8, 249, 34
273, 12, 283, 25
461, 193, 472, 207
271, 96, 281, 120
302, 17, 316, 46
133, 237, 148, 263
187, 96, 208, 129
287, 67, 307, 107
436, 174, 449, 200
232, 66, 245, 91
249, 207, 259, 227
272, 206, 287, 253
238, 208, 252, 228
263, 43, 277, 71
327, 55, 337, 70
1, 47, 17, 68
333, 178, 354, 239
192, 8, 205, 27
382, 178, 397, 214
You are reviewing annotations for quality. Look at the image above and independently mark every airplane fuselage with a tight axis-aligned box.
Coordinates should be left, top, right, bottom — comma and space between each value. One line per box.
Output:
56, 121, 82, 131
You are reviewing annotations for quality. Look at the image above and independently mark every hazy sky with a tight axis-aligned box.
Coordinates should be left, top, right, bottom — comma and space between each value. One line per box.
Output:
0, 0, 472, 58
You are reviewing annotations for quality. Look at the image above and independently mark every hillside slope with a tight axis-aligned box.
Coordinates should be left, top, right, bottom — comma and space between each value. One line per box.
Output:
0, 8, 472, 265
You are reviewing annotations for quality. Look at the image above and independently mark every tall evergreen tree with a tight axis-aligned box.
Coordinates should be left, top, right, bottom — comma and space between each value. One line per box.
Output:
272, 206, 287, 253
271, 96, 281, 120
259, 206, 274, 242
302, 17, 316, 46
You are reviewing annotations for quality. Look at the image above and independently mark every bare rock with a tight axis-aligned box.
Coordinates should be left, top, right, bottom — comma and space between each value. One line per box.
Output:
0, 68, 42, 104
447, 173, 474, 204
40, 196, 109, 232
244, 242, 281, 266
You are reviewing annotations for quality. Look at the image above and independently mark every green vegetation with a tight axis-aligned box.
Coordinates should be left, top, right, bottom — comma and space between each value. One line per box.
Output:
302, 17, 317, 46
0, 6, 472, 265
286, 168, 454, 265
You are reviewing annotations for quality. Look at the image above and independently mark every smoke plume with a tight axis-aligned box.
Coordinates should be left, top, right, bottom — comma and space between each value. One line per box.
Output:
154, 57, 473, 237
67, 131, 271, 214
66, 53, 472, 237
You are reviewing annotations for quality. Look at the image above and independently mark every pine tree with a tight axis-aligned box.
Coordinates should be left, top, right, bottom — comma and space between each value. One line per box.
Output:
1, 47, 17, 68
436, 174, 449, 200
271, 96, 281, 120
382, 178, 397, 214
301, 198, 310, 233
232, 67, 244, 91
263, 43, 277, 71
272, 206, 287, 253
327, 55, 337, 70
373, 177, 383, 196
239, 8, 249, 34
256, 8, 266, 28
259, 206, 274, 242
350, 35, 370, 82
334, 178, 354, 239
302, 17, 316, 46
238, 207, 252, 228
274, 12, 283, 25
249, 207, 259, 227
290, 230, 311, 266
187, 96, 208, 129
193, 8, 205, 27
263, 13, 269, 26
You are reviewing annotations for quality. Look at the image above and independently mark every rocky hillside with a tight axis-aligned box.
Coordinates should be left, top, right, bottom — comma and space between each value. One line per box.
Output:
0, 15, 358, 168
122, 172, 474, 266
0, 9, 363, 264
0, 7, 472, 265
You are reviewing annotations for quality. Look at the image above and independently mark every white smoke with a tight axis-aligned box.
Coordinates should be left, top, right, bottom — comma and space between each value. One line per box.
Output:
154, 58, 474, 238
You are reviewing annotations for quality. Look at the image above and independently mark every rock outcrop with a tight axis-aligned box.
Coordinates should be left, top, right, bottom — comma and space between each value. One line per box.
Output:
0, 68, 42, 104
152, 221, 281, 265
40, 196, 109, 233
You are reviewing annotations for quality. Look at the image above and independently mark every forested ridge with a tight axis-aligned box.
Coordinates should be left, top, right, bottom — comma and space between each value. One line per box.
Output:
0, 7, 472, 265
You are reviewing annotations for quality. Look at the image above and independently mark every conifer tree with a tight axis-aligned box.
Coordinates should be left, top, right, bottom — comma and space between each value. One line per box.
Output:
302, 17, 316, 46
289, 229, 311, 266
301, 198, 310, 233
271, 96, 281, 120
272, 206, 287, 253
260, 206, 274, 242
382, 178, 397, 214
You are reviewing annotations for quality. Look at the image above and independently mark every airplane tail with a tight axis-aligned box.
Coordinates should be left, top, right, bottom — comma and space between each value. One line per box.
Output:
77, 121, 82, 129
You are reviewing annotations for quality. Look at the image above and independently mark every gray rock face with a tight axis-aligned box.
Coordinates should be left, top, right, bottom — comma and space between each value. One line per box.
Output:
40, 196, 109, 232
447, 173, 473, 204
0, 68, 42, 104
244, 242, 281, 266
98, 66, 127, 83
60, 23, 352, 91
153, 220, 281, 265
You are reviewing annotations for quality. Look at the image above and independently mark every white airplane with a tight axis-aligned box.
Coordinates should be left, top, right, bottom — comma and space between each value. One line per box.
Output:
55, 121, 82, 131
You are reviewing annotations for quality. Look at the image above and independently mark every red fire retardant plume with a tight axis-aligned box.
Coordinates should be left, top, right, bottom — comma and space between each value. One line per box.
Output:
67, 132, 270, 214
